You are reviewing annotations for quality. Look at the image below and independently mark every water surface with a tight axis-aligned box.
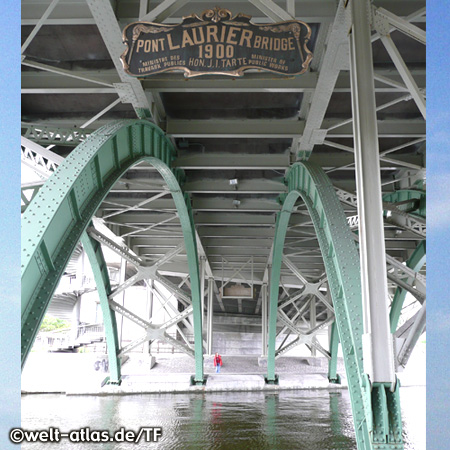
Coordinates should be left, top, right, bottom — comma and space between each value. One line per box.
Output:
21, 387, 425, 449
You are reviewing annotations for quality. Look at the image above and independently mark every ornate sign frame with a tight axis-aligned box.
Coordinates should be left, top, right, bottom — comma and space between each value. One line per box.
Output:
121, 7, 313, 78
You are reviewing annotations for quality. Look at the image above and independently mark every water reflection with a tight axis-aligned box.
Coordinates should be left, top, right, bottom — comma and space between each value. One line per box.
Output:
265, 393, 278, 449
21, 388, 423, 450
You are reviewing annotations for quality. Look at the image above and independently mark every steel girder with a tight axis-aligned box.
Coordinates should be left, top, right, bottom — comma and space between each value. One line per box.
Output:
266, 162, 403, 450
329, 189, 425, 382
390, 241, 426, 333
81, 231, 122, 384
388, 191, 426, 348
21, 119, 205, 384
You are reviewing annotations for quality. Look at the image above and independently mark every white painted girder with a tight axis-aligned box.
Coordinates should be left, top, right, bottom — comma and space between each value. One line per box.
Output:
166, 118, 425, 138
21, 69, 426, 94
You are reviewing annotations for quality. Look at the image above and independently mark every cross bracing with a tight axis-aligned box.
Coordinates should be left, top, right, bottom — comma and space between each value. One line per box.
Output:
21, 0, 425, 448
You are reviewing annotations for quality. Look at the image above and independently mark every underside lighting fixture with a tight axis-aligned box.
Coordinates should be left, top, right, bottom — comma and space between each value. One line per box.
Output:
229, 178, 239, 190
232, 199, 241, 208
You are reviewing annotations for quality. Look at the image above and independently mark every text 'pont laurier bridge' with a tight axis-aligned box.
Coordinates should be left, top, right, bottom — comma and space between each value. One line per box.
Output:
21, 0, 425, 449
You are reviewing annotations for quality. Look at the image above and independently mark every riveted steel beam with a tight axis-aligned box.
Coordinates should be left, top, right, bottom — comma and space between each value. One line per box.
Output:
85, 0, 157, 122
81, 231, 122, 384
390, 240, 426, 334
394, 302, 426, 369
266, 161, 396, 449
21, 119, 205, 383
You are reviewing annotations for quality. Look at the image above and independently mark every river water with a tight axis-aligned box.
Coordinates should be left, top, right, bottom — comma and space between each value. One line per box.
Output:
21, 387, 425, 449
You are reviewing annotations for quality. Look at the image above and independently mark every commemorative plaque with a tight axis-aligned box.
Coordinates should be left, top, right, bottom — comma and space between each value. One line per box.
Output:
121, 7, 313, 78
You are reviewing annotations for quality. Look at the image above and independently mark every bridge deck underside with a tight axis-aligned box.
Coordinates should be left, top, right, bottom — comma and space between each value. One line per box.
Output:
21, 0, 425, 341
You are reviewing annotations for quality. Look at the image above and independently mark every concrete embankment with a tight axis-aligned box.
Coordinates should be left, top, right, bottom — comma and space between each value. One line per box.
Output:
22, 349, 425, 396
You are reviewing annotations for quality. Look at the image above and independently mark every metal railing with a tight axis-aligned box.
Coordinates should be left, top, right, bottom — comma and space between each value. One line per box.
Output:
35, 323, 105, 351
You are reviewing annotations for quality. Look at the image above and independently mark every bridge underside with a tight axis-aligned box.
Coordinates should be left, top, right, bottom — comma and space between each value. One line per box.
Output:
21, 1, 425, 449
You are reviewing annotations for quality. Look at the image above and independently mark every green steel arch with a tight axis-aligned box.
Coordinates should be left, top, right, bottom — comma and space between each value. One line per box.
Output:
330, 189, 426, 380
21, 119, 205, 384
267, 162, 403, 450
386, 189, 426, 332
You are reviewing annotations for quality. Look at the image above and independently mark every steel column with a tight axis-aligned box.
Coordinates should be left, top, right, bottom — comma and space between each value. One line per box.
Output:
327, 322, 340, 383
310, 299, 317, 356
81, 232, 121, 384
349, 0, 395, 385
144, 279, 154, 354
206, 277, 214, 355
200, 256, 206, 329
117, 257, 127, 346
261, 283, 268, 356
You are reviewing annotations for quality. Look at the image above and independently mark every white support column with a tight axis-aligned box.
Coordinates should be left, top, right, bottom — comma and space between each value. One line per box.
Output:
310, 299, 317, 356
70, 296, 81, 344
349, 0, 395, 384
200, 256, 206, 329
117, 258, 127, 347
261, 283, 268, 357
206, 278, 214, 355
144, 279, 154, 354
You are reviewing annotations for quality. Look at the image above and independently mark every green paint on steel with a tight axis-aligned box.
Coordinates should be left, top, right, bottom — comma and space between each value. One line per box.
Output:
390, 241, 426, 333
21, 119, 204, 383
267, 162, 404, 449
383, 189, 426, 218
386, 190, 425, 334
327, 322, 340, 383
81, 230, 121, 383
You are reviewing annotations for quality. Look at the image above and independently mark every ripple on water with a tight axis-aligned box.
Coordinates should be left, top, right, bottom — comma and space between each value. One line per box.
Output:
21, 387, 423, 450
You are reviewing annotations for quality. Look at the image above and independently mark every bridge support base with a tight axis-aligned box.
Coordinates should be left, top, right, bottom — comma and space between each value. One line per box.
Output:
190, 375, 208, 386
264, 374, 279, 385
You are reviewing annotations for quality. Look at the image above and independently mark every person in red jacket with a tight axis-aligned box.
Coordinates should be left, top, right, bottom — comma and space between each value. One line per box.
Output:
213, 352, 222, 373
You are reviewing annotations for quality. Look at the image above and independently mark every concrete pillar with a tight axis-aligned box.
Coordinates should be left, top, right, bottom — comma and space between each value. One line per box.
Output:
206, 278, 214, 355
261, 283, 268, 356
349, 0, 395, 384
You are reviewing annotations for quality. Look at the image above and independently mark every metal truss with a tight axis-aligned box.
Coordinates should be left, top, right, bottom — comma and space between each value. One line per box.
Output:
394, 301, 425, 370
22, 123, 93, 146
373, 7, 426, 120
21, 119, 205, 384
276, 312, 334, 359
274, 254, 333, 358
108, 299, 195, 358
389, 241, 426, 333
337, 187, 426, 239
86, 226, 193, 306
84, 0, 158, 122
266, 161, 403, 449
21, 136, 63, 173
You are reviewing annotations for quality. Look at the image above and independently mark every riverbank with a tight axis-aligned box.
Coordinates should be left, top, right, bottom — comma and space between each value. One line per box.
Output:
22, 347, 425, 395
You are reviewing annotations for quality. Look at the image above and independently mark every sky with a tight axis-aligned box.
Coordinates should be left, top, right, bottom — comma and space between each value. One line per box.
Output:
0, 1, 21, 449
424, 2, 450, 449
1, 0, 447, 449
